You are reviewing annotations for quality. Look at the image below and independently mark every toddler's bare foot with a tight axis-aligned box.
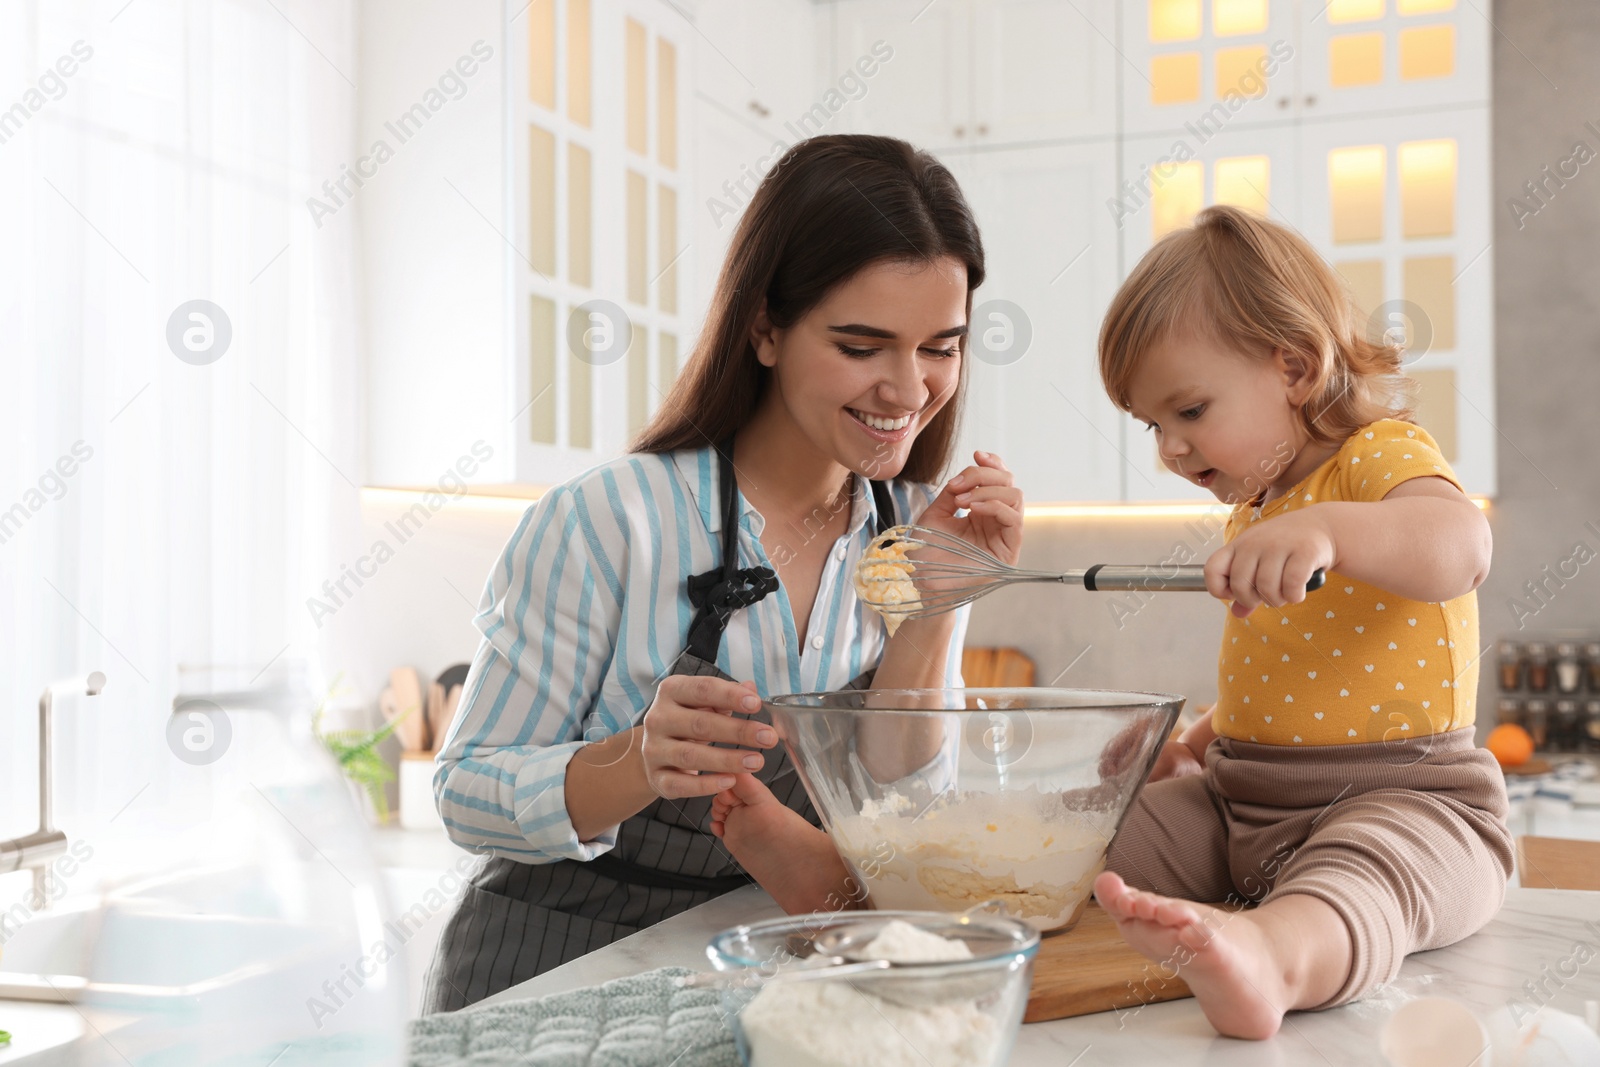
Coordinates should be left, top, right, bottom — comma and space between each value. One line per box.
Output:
1094, 871, 1291, 1039
711, 774, 855, 913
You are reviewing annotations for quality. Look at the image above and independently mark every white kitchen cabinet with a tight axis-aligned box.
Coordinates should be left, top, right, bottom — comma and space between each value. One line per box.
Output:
1117, 125, 1302, 503
1120, 0, 1299, 136
821, 0, 973, 151
941, 144, 1124, 504
1295, 107, 1494, 494
1296, 0, 1489, 119
821, 0, 1117, 151
363, 0, 693, 489
361, 0, 513, 486
969, 0, 1119, 143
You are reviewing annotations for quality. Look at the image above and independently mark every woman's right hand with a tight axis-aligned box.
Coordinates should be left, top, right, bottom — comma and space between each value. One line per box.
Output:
640, 676, 780, 799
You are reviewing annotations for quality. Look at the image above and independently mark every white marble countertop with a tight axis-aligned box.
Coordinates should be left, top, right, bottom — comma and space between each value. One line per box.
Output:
480, 884, 1600, 1065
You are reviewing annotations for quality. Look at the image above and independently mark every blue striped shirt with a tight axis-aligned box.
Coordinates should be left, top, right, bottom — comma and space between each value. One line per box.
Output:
433, 446, 970, 862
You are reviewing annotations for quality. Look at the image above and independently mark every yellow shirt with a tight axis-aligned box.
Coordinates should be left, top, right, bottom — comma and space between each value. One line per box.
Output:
1213, 420, 1479, 746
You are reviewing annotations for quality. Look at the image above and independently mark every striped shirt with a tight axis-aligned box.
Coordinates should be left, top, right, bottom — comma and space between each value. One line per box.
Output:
433, 446, 970, 863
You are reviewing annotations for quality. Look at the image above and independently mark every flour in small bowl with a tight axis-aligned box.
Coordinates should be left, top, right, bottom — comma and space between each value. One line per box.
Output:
737, 920, 1006, 1067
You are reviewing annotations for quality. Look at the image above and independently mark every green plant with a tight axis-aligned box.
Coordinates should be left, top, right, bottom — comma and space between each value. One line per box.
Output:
313, 674, 405, 822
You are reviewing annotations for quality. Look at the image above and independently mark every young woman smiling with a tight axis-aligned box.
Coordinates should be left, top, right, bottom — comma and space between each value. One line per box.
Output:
421, 135, 1023, 1011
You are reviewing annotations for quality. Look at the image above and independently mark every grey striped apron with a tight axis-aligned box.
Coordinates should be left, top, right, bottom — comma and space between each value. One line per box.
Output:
421, 447, 897, 1012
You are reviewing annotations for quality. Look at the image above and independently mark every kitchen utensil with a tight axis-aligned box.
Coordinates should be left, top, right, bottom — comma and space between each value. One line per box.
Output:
434, 685, 463, 753
857, 524, 1325, 622
430, 663, 469, 751
426, 681, 444, 750
675, 957, 890, 990
389, 667, 426, 752
766, 687, 1184, 935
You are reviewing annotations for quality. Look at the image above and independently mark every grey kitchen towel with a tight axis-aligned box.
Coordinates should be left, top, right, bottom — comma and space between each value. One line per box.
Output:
408, 967, 740, 1067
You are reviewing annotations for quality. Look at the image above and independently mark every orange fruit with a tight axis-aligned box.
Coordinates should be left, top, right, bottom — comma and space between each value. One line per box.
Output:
1485, 723, 1534, 768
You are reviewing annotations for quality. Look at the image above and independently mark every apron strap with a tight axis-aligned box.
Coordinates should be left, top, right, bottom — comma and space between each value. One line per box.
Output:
683, 439, 779, 665
683, 442, 900, 664
869, 478, 896, 536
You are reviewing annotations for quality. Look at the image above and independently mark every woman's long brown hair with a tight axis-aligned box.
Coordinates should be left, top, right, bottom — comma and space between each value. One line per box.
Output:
630, 135, 985, 484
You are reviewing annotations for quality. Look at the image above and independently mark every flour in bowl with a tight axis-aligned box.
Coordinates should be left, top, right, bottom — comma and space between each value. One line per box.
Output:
830, 787, 1110, 932
737, 920, 1004, 1067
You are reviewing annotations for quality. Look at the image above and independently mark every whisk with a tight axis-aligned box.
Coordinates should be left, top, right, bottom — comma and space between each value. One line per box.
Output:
857, 524, 1326, 621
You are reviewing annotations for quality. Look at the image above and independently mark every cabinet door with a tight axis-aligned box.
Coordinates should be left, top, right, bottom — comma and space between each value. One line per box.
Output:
1297, 0, 1488, 119
1118, 126, 1300, 502
1120, 0, 1298, 136
943, 143, 1124, 505
825, 0, 973, 151
1297, 108, 1493, 494
970, 0, 1118, 143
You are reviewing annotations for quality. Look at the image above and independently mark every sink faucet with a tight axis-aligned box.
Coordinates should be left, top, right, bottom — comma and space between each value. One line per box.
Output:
0, 672, 105, 906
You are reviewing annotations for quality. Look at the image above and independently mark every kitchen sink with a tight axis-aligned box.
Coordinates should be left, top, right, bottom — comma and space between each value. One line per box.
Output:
0, 865, 405, 1065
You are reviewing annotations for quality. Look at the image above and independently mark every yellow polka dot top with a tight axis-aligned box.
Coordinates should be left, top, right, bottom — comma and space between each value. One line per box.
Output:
1213, 420, 1479, 746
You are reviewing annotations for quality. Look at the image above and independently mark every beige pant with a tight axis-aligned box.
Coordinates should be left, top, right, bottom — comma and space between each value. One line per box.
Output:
1105, 727, 1514, 1007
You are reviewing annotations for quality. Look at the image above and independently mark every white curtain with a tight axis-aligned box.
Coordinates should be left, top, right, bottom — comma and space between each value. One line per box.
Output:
0, 0, 363, 883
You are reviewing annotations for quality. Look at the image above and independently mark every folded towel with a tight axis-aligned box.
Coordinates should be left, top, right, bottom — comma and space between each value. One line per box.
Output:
408, 967, 740, 1067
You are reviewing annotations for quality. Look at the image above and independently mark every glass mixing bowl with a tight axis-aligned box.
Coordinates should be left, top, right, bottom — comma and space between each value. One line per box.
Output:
707, 908, 1038, 1067
766, 687, 1184, 934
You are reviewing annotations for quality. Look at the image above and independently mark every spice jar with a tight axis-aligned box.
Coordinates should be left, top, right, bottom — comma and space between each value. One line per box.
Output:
1525, 643, 1552, 693
1497, 640, 1524, 691
1524, 698, 1550, 750
1584, 642, 1600, 693
1584, 699, 1600, 752
1554, 642, 1583, 694
1553, 698, 1581, 751
1496, 697, 1523, 728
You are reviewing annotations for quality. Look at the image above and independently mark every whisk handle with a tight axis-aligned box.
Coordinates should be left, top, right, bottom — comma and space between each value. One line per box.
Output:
1082, 565, 1327, 593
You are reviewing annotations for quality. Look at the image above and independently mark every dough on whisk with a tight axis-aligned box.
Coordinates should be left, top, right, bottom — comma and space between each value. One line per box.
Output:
855, 526, 918, 637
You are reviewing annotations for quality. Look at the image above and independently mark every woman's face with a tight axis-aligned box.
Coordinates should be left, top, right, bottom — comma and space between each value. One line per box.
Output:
753, 256, 968, 480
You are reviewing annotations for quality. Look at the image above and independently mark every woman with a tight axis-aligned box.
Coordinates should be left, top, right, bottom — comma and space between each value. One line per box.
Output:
421, 134, 1023, 1012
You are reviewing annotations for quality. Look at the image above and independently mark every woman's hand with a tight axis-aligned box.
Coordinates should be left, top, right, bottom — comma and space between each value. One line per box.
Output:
914, 450, 1023, 566
1204, 509, 1334, 618
639, 676, 779, 799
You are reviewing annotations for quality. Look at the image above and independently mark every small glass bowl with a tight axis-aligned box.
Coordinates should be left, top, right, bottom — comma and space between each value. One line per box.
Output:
706, 909, 1038, 1067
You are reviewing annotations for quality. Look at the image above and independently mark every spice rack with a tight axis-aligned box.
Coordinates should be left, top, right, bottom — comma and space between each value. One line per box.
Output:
1494, 633, 1600, 752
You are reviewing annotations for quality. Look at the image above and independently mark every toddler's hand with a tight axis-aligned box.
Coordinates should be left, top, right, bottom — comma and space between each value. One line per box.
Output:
1205, 510, 1334, 618
1147, 739, 1204, 782
709, 772, 782, 839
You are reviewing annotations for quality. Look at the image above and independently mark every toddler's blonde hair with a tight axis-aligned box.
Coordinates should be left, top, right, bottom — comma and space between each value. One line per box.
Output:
1098, 205, 1412, 446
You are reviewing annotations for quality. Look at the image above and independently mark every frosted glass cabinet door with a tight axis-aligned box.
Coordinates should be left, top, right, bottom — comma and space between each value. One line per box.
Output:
942, 144, 1125, 505
1297, 0, 1489, 119
825, 0, 973, 151
970, 0, 1119, 143
1116, 125, 1300, 502
1296, 108, 1494, 495
1119, 0, 1299, 136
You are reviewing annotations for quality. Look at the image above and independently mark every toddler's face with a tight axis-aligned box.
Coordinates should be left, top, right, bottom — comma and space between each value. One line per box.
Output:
1125, 326, 1306, 505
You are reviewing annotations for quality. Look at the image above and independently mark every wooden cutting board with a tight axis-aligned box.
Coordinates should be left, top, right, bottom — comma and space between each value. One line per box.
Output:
961, 647, 1037, 688
1023, 902, 1193, 1022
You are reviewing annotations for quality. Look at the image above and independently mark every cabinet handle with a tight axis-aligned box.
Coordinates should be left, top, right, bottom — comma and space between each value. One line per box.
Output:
954, 125, 965, 137
1277, 96, 1291, 109
976, 123, 988, 135
1304, 94, 1317, 107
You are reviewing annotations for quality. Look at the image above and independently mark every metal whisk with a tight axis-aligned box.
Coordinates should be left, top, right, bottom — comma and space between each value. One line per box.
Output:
856, 524, 1325, 620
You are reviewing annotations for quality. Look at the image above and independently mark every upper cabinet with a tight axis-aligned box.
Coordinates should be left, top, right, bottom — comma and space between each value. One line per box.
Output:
364, 0, 1495, 501
1122, 0, 1299, 135
1296, 0, 1489, 117
944, 144, 1126, 505
363, 0, 691, 489
822, 0, 1118, 149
